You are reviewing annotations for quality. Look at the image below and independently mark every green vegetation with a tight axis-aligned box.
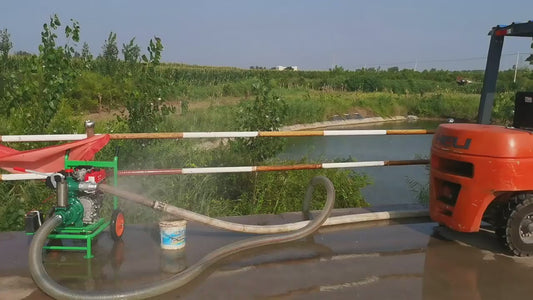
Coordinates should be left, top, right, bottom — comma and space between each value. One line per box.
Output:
1, 15, 533, 230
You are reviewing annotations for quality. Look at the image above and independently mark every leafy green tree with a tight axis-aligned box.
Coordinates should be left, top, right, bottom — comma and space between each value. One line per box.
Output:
122, 37, 141, 64
142, 36, 163, 65
120, 36, 174, 133
0, 28, 14, 117
14, 50, 32, 56
0, 28, 12, 61
102, 32, 118, 60
81, 42, 92, 60
232, 81, 288, 163
388, 66, 399, 72
101, 32, 118, 74
329, 65, 345, 73
30, 14, 80, 133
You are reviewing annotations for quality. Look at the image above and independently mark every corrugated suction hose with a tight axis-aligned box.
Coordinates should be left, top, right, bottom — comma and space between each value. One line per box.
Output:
29, 176, 336, 300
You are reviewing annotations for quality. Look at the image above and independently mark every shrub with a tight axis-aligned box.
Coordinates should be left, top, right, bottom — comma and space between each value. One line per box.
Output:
234, 167, 370, 215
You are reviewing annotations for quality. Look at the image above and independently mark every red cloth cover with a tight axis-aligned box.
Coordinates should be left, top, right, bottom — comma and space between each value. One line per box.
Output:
0, 134, 110, 173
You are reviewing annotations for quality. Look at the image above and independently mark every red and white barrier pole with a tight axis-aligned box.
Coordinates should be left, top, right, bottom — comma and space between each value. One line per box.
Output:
0, 129, 434, 142
0, 159, 428, 181
117, 159, 429, 176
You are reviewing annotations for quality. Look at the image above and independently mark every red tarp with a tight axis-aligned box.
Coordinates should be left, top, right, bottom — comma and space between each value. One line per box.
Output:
0, 134, 110, 174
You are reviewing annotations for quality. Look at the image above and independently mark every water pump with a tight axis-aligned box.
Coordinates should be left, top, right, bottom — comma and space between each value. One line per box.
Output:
51, 166, 105, 228
25, 152, 123, 258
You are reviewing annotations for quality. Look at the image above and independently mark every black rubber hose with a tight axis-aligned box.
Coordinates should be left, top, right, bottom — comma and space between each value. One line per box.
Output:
28, 176, 335, 300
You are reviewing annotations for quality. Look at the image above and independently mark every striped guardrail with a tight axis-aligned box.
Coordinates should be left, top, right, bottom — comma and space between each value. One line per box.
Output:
0, 129, 434, 142
1, 126, 433, 181
1, 159, 429, 181
117, 159, 428, 176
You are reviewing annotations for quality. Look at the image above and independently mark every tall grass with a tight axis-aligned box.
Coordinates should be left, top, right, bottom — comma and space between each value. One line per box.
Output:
155, 89, 482, 134
280, 90, 480, 125
101, 140, 370, 224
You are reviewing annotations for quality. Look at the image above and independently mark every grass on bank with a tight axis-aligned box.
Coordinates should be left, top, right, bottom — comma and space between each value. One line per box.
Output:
150, 90, 483, 133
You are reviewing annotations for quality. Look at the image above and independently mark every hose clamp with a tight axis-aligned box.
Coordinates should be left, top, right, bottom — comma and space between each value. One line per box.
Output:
153, 201, 166, 211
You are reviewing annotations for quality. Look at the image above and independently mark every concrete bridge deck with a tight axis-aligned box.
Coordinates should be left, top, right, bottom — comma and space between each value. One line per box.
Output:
1, 206, 533, 299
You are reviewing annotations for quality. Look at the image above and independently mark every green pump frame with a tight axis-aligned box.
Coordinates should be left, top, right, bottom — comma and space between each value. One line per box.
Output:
40, 152, 119, 259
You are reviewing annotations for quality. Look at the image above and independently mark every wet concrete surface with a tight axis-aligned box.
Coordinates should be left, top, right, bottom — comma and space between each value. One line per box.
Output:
2, 207, 533, 299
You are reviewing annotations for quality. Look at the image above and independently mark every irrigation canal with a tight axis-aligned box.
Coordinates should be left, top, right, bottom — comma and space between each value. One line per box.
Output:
279, 120, 441, 206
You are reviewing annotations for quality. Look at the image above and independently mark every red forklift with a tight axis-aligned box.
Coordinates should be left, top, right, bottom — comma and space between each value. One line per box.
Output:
430, 21, 533, 256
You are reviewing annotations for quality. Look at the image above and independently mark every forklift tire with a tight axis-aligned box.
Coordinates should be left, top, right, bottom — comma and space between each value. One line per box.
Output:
495, 227, 507, 244
505, 194, 533, 256
110, 209, 125, 241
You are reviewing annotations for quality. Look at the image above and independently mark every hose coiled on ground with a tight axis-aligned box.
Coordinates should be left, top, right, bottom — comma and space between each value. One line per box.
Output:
28, 176, 336, 300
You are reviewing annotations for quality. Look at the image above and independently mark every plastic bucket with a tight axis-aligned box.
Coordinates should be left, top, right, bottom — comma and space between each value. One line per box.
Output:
159, 220, 187, 250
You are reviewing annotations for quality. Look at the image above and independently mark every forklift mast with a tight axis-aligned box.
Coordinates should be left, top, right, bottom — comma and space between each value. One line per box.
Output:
478, 21, 533, 124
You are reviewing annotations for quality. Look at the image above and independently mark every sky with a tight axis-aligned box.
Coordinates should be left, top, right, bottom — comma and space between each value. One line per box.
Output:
2, 0, 533, 71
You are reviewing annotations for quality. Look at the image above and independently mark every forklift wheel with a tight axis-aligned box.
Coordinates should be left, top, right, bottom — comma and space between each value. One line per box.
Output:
504, 194, 533, 256
110, 209, 125, 241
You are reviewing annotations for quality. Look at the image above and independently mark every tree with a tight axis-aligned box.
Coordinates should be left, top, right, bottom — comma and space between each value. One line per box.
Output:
81, 42, 92, 60
102, 32, 118, 61
141, 36, 163, 65
14, 50, 32, 56
0, 28, 13, 61
232, 81, 288, 163
329, 65, 345, 73
120, 36, 174, 133
388, 66, 399, 72
101, 32, 118, 74
122, 37, 141, 64
33, 15, 80, 133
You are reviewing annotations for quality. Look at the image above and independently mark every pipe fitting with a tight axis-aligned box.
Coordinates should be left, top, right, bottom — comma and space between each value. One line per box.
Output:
84, 120, 95, 129
56, 178, 68, 207
153, 201, 166, 211
84, 120, 95, 137
77, 182, 98, 193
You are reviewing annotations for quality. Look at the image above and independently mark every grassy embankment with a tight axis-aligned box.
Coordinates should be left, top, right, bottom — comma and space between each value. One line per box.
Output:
86, 89, 483, 132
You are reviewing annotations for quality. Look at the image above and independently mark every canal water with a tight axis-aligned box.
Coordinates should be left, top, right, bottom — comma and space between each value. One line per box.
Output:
278, 120, 444, 206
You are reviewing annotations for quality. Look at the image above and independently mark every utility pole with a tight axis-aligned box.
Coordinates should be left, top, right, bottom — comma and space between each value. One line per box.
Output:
514, 51, 519, 83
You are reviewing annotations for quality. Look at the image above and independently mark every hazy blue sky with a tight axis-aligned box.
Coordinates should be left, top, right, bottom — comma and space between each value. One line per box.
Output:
2, 0, 533, 70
